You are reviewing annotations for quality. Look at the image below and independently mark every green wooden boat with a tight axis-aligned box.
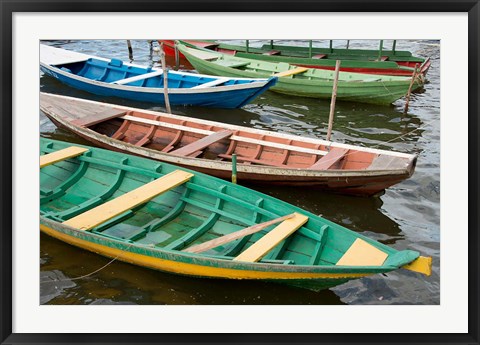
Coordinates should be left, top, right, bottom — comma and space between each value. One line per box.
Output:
175, 41, 424, 105
169, 39, 431, 77
40, 138, 431, 291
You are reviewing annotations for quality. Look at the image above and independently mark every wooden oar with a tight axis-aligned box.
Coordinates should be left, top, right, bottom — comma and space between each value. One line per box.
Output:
182, 213, 295, 254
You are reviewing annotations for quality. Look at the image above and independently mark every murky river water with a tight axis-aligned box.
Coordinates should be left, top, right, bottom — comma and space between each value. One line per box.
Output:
40, 39, 440, 305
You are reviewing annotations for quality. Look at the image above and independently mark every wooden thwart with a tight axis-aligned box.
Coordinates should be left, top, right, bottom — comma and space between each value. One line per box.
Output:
71, 109, 128, 127
170, 130, 233, 157
40, 146, 89, 168
233, 212, 309, 262
308, 147, 348, 170
63, 170, 194, 230
336, 238, 388, 266
191, 77, 230, 89
111, 70, 164, 85
274, 67, 309, 77
183, 214, 296, 254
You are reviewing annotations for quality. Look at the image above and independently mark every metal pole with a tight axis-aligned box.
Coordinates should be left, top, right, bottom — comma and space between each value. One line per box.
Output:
329, 40, 333, 53
326, 60, 341, 142
308, 40, 313, 58
404, 64, 420, 114
270, 40, 273, 49
159, 43, 172, 114
246, 40, 249, 53
346, 40, 350, 49
127, 40, 133, 61
378, 39, 384, 61
231, 154, 237, 184
392, 40, 397, 55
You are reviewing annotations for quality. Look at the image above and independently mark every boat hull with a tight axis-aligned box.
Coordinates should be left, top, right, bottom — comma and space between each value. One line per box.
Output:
177, 44, 423, 105
40, 221, 376, 291
44, 113, 414, 197
164, 40, 431, 77
40, 64, 275, 109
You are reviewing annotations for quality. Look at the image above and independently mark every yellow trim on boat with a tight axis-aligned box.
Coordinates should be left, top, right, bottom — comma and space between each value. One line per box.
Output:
401, 256, 432, 276
40, 224, 370, 280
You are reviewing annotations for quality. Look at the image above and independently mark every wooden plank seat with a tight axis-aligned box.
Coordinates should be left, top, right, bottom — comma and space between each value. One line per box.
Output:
263, 50, 280, 55
40, 146, 89, 168
215, 60, 251, 68
308, 147, 349, 170
63, 170, 194, 230
312, 54, 327, 59
274, 67, 309, 77
111, 70, 164, 85
191, 77, 231, 89
71, 109, 128, 127
217, 154, 286, 167
170, 130, 233, 157
233, 212, 309, 262
183, 214, 295, 254
336, 238, 388, 266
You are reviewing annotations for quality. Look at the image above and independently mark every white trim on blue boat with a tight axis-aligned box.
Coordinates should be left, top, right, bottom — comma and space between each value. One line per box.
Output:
110, 70, 164, 85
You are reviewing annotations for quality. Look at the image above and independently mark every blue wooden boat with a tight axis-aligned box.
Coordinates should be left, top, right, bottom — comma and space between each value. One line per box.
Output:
40, 44, 277, 109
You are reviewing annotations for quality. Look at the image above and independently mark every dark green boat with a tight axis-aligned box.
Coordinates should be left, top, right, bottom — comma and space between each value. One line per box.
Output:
167, 39, 431, 77
176, 41, 424, 105
40, 138, 431, 291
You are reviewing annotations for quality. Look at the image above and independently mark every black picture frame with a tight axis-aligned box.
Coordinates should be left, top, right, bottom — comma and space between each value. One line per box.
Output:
1, 1, 478, 344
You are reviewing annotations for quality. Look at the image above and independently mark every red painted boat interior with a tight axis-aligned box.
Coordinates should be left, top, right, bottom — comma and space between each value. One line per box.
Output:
88, 109, 378, 171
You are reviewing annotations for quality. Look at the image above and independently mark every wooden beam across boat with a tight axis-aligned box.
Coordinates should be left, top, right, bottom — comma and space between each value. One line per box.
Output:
234, 212, 309, 262
170, 130, 234, 157
63, 170, 194, 230
111, 70, 164, 85
40, 146, 89, 168
183, 213, 296, 254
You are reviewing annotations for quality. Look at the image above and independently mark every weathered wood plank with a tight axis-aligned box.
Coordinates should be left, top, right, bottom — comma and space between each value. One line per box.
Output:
367, 154, 407, 170
71, 109, 127, 127
170, 130, 233, 157
63, 170, 193, 230
308, 147, 348, 170
183, 214, 295, 254
111, 70, 163, 85
274, 67, 309, 77
233, 213, 309, 262
191, 77, 230, 89
40, 146, 89, 168
336, 238, 388, 266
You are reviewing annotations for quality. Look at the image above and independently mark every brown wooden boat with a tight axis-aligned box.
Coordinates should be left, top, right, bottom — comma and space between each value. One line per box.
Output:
40, 93, 417, 196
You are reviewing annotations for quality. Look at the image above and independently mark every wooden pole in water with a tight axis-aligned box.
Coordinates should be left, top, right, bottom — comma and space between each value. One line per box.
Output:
377, 40, 384, 61
174, 44, 180, 71
326, 60, 341, 142
404, 64, 420, 114
159, 43, 172, 114
231, 153, 237, 184
127, 40, 133, 61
